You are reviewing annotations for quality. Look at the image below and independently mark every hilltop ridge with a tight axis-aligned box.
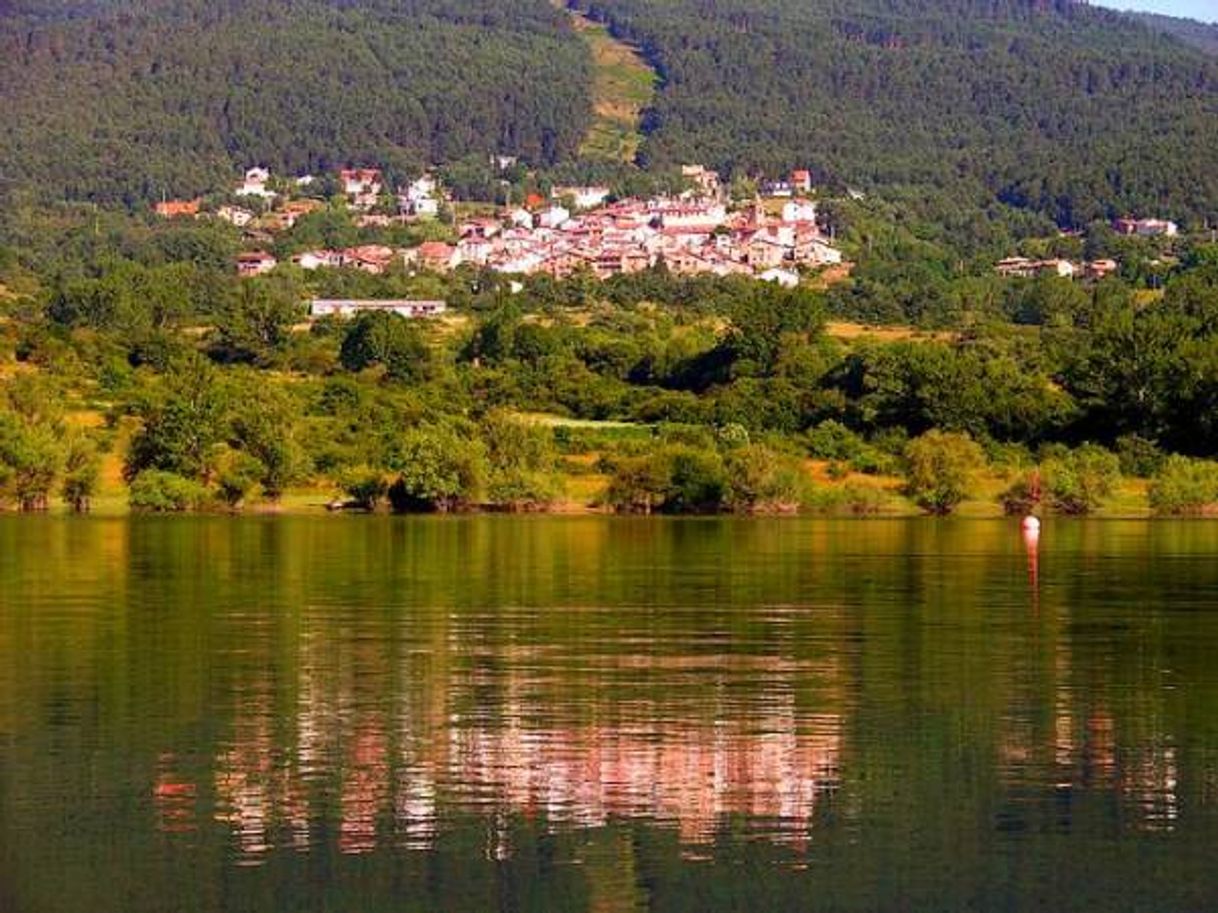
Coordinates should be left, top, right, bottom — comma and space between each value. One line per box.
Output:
1129, 10, 1218, 55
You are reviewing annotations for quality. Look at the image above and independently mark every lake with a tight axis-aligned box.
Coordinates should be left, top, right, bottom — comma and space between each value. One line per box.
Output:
2, 516, 1218, 912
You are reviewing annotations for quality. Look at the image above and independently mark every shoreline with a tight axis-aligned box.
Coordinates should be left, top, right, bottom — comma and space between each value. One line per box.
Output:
0, 504, 1174, 521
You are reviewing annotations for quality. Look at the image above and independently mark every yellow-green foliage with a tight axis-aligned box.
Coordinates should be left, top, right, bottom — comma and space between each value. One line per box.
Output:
1150, 455, 1218, 516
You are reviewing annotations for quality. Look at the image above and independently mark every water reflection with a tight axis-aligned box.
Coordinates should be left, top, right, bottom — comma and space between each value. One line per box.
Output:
205, 607, 846, 864
3, 517, 1218, 912
1023, 519, 1040, 601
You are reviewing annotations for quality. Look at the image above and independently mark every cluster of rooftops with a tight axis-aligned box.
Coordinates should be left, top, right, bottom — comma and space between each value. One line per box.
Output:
218, 163, 845, 293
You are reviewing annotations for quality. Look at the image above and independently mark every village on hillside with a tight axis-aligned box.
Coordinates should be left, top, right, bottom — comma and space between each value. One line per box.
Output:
155, 162, 1184, 320
159, 163, 845, 300
992, 217, 1179, 282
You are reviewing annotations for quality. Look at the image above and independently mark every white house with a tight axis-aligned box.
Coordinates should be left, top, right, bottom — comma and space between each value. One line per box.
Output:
456, 236, 496, 266
759, 267, 800, 288
293, 250, 342, 271
538, 205, 571, 229
400, 175, 440, 217
680, 164, 721, 197
236, 167, 276, 200
782, 200, 818, 224
341, 168, 383, 197
1137, 219, 1179, 238
493, 253, 545, 274
553, 185, 611, 210
995, 257, 1075, 279
656, 203, 726, 230
803, 238, 843, 266
236, 251, 277, 277
217, 205, 255, 227
309, 299, 447, 319
409, 197, 440, 218
407, 175, 437, 199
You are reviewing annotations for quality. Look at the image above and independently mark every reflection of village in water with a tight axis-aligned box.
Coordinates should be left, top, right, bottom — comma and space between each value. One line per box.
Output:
0, 517, 1206, 878
165, 634, 848, 863
158, 612, 1187, 866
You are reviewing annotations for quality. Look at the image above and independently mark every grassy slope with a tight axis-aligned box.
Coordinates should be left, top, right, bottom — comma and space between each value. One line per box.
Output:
567, 10, 657, 163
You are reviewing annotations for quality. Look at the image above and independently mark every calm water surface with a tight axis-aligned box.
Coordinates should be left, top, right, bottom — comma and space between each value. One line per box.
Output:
2, 516, 1218, 912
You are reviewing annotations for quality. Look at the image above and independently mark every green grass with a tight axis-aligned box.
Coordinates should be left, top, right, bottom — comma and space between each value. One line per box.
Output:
568, 13, 658, 163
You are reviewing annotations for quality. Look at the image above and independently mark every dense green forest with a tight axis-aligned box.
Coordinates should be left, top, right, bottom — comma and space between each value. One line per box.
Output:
572, 0, 1218, 232
5, 0, 1218, 237
0, 0, 592, 204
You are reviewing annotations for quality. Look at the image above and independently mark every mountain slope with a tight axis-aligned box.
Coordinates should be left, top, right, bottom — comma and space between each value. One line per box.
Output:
5, 0, 1218, 232
0, 0, 593, 204
573, 0, 1218, 228
1130, 11, 1218, 55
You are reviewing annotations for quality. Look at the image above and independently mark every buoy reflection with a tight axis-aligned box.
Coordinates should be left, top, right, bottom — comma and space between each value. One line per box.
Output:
1023, 516, 1040, 601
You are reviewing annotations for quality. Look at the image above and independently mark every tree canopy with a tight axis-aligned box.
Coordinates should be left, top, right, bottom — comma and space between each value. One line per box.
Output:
574, 0, 1218, 229
0, 0, 593, 204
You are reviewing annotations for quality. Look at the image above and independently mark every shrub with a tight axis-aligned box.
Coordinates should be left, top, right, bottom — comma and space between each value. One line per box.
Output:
716, 422, 751, 448
216, 451, 265, 508
663, 446, 727, 513
1149, 455, 1218, 515
340, 469, 389, 512
604, 444, 727, 514
0, 416, 61, 511
60, 433, 101, 513
1042, 445, 1120, 515
999, 472, 1042, 516
983, 440, 1034, 471
486, 469, 561, 510
482, 411, 560, 509
604, 453, 669, 514
339, 311, 431, 382
804, 420, 864, 461
657, 423, 716, 450
388, 425, 486, 512
848, 447, 901, 476
129, 470, 209, 513
807, 483, 888, 516
903, 430, 986, 515
724, 444, 805, 512
1115, 434, 1165, 478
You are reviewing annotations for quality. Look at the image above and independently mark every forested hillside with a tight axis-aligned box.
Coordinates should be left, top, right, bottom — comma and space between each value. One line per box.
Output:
1132, 12, 1218, 55
5, 0, 1218, 231
573, 0, 1218, 230
0, 0, 593, 204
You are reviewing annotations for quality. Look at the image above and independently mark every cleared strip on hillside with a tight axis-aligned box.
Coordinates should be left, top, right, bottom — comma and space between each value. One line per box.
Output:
567, 8, 657, 163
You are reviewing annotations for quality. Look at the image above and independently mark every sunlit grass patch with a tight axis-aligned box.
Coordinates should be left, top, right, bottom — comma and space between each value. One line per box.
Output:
568, 12, 658, 163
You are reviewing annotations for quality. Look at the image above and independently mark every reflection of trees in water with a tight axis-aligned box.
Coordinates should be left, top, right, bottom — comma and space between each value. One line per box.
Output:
2, 517, 1217, 884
